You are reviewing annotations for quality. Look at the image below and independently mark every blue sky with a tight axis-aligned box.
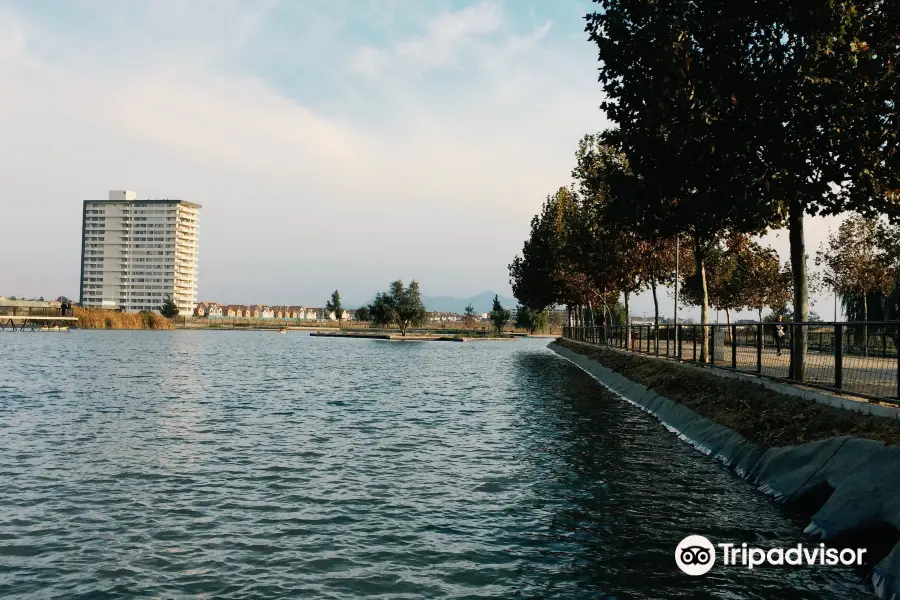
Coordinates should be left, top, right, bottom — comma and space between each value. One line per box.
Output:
0, 0, 841, 317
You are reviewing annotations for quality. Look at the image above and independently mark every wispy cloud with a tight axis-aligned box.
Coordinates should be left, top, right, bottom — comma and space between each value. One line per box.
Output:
351, 2, 505, 76
0, 0, 603, 304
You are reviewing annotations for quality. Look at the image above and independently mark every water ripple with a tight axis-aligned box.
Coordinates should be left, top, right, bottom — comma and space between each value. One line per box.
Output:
0, 331, 871, 599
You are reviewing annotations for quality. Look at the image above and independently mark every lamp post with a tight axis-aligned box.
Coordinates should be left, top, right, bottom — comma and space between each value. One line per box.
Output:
674, 234, 679, 342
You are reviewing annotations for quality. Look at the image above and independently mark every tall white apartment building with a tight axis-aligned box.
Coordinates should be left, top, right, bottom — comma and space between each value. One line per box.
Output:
80, 190, 201, 315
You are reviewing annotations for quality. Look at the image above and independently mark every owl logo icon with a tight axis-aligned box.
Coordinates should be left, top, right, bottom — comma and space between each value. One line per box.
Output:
675, 535, 716, 575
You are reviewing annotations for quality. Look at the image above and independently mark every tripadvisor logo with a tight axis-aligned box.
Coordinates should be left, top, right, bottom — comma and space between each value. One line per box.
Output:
675, 535, 716, 576
675, 535, 867, 575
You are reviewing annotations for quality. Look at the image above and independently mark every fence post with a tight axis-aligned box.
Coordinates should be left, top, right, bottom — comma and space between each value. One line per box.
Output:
692, 325, 697, 362
666, 325, 670, 357
756, 323, 762, 374
710, 326, 716, 366
731, 324, 737, 369
835, 323, 843, 390
788, 325, 795, 380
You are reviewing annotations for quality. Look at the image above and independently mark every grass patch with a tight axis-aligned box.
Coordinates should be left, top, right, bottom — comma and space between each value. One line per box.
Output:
556, 338, 900, 448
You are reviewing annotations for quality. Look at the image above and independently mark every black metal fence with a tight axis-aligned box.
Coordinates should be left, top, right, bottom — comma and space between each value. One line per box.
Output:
562, 322, 900, 404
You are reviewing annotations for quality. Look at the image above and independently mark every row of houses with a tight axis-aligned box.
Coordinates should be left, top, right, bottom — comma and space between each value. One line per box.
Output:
195, 302, 350, 321
425, 311, 463, 323
195, 303, 499, 323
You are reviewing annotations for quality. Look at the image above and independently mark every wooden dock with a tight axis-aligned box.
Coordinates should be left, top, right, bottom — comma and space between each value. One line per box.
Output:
0, 315, 78, 331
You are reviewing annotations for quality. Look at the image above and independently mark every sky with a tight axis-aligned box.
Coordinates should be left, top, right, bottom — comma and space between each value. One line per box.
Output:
0, 0, 843, 317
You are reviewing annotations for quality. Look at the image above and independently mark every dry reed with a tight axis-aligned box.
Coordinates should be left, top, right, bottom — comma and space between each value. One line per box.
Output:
74, 307, 174, 330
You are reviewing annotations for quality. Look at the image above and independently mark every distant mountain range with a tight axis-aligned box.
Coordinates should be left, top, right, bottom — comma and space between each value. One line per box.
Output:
348, 291, 516, 314
422, 292, 517, 314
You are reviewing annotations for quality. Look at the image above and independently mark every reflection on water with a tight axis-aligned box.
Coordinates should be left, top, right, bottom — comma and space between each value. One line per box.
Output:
0, 332, 871, 599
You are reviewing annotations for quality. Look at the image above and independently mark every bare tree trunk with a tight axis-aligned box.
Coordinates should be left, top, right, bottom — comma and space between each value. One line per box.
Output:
725, 308, 732, 345
758, 307, 763, 323
789, 200, 808, 381
600, 295, 610, 344
651, 276, 659, 328
624, 291, 631, 350
695, 238, 710, 363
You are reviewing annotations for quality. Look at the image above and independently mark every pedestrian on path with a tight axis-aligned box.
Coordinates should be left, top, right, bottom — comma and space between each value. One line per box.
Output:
775, 314, 785, 356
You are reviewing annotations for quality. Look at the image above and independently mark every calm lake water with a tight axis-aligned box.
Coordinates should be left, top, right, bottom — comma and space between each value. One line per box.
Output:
0, 331, 872, 599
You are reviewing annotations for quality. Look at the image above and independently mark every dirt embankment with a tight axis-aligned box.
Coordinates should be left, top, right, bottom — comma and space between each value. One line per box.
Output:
556, 338, 900, 448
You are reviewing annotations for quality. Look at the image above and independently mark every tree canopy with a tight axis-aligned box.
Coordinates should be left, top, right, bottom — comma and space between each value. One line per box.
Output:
367, 280, 426, 336
325, 290, 343, 326
507, 0, 899, 379
515, 305, 549, 334
489, 295, 511, 335
816, 216, 898, 323
159, 295, 179, 319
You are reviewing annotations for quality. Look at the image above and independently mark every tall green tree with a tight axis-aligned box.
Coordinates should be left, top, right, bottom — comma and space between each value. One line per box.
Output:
463, 303, 477, 331
573, 133, 678, 329
367, 280, 426, 336
584, 0, 900, 374
325, 290, 343, 327
489, 295, 511, 335
368, 294, 394, 329
739, 245, 792, 322
514, 305, 534, 332
514, 306, 548, 334
548, 310, 564, 334
159, 295, 179, 319
570, 138, 650, 341
817, 215, 897, 350
738, 2, 900, 378
532, 310, 549, 334
581, 3, 779, 361
354, 305, 371, 322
